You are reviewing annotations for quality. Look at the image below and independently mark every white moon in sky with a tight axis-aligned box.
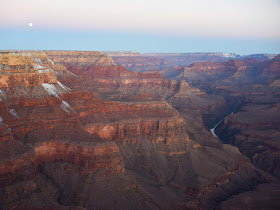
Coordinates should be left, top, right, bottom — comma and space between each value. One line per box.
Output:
29, 23, 33, 27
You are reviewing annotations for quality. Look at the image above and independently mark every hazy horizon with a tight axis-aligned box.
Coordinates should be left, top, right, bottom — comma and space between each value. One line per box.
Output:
1, 0, 280, 54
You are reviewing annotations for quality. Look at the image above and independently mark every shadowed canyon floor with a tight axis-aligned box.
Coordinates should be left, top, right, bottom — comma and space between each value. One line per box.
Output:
0, 51, 279, 209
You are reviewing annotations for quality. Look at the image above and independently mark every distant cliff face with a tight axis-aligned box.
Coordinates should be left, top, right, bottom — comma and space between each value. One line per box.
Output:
161, 59, 266, 85
45, 50, 116, 66
101, 51, 141, 57
144, 52, 241, 66
109, 52, 276, 72
109, 52, 240, 72
112, 56, 172, 72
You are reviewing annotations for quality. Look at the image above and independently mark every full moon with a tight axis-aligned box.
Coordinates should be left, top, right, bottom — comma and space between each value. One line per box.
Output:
29, 23, 33, 27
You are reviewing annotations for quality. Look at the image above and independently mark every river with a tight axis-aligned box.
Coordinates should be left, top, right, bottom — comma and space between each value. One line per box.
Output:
210, 112, 234, 138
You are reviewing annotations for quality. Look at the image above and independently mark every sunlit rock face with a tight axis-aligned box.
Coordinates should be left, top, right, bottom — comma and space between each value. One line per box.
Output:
0, 52, 57, 88
0, 51, 276, 210
45, 50, 116, 67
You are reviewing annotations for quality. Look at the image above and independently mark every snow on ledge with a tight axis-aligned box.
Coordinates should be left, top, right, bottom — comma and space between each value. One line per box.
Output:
38, 69, 53, 73
57, 81, 71, 91
47, 58, 55, 65
41, 81, 71, 98
41, 83, 60, 98
69, 71, 78, 77
214, 53, 238, 58
61, 100, 75, 113
33, 64, 46, 70
9, 108, 19, 118
0, 89, 6, 100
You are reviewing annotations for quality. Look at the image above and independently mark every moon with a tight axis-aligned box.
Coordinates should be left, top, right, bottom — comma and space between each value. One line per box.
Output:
29, 23, 33, 27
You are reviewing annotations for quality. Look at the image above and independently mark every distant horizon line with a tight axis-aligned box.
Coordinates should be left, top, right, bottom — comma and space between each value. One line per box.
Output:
0, 50, 279, 56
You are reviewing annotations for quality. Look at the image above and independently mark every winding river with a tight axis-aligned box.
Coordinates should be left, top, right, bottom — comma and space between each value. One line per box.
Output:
210, 112, 234, 137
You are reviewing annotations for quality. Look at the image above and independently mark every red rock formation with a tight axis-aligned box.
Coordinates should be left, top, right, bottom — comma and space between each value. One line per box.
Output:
34, 140, 124, 174
62, 64, 178, 96
45, 50, 116, 67
0, 52, 57, 88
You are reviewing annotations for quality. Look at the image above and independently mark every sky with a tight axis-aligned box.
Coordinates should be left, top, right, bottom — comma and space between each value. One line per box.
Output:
0, 0, 280, 55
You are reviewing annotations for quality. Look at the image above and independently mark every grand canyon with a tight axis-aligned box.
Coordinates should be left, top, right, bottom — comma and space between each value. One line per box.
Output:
0, 50, 279, 209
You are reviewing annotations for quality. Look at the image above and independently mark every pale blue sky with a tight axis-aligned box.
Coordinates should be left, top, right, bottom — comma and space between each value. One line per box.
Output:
0, 0, 279, 54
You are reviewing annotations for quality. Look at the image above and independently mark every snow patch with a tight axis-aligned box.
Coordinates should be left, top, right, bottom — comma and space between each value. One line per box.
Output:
215, 53, 238, 58
69, 71, 78, 77
38, 69, 52, 73
0, 65, 11, 70
9, 108, 19, 118
0, 89, 6, 101
34, 58, 42, 63
33, 64, 54, 74
42, 83, 60, 98
33, 64, 46, 70
47, 58, 55, 65
33, 64, 52, 73
61, 100, 75, 113
267, 54, 277, 59
57, 81, 71, 91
